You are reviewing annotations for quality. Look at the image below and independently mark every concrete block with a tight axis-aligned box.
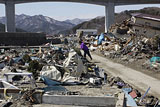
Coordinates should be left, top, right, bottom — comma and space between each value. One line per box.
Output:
42, 94, 116, 107
116, 93, 125, 107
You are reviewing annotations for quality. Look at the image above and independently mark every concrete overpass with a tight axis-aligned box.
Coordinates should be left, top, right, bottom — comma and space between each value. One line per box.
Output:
1, 0, 160, 33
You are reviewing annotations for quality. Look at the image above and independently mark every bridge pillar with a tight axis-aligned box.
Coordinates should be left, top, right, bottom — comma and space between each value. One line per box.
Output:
5, 1, 15, 32
105, 2, 115, 33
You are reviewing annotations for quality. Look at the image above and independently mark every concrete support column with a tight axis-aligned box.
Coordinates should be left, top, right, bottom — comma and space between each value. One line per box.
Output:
5, 1, 15, 32
105, 2, 115, 33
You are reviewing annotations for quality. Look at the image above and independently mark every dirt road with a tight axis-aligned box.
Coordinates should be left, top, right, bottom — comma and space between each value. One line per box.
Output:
92, 54, 160, 97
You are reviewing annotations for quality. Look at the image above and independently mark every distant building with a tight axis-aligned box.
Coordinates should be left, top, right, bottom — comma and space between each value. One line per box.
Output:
131, 13, 160, 37
76, 29, 97, 36
46, 35, 53, 39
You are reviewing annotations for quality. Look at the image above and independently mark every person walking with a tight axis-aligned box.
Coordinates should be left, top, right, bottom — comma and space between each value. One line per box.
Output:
79, 41, 92, 60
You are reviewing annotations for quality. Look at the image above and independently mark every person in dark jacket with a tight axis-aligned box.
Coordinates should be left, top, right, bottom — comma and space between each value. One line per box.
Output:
79, 41, 92, 60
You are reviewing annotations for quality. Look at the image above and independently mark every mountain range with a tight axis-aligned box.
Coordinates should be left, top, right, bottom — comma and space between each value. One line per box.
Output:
0, 14, 89, 34
61, 12, 130, 34
65, 18, 90, 25
0, 7, 160, 35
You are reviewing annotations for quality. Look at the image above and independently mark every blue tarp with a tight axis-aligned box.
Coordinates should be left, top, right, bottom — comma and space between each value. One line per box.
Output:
98, 33, 105, 45
41, 76, 61, 86
122, 88, 137, 107
150, 57, 160, 63
122, 88, 132, 93
13, 56, 22, 63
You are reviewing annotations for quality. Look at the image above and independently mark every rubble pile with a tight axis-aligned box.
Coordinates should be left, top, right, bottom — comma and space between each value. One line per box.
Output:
0, 36, 159, 106
101, 34, 160, 72
0, 43, 113, 106
109, 19, 132, 35
74, 17, 160, 106
108, 76, 159, 106
89, 20, 160, 72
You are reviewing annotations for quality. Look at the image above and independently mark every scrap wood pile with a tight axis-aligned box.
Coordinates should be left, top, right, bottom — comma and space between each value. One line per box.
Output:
109, 19, 132, 35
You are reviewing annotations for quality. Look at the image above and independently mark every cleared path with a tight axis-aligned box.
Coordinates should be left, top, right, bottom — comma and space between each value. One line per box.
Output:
92, 54, 160, 97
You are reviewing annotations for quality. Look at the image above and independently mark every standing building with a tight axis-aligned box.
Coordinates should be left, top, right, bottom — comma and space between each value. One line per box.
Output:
131, 13, 160, 37
76, 29, 97, 36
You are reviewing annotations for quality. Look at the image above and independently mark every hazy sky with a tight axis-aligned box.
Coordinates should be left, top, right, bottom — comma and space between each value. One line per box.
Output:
0, 2, 159, 21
